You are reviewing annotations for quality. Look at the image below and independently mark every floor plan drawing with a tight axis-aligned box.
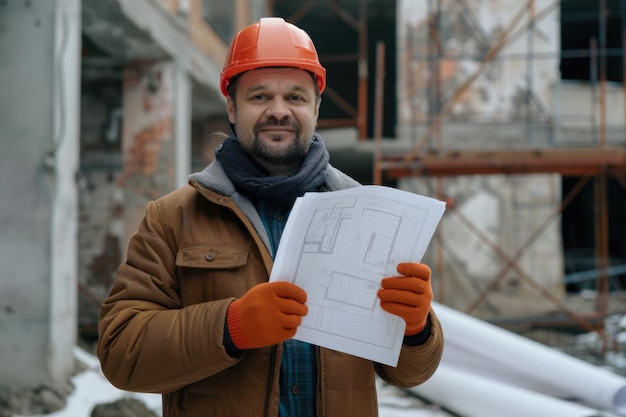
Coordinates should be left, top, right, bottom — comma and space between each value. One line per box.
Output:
270, 185, 446, 366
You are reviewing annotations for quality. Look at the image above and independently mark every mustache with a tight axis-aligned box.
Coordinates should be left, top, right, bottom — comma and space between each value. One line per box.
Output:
256, 119, 300, 129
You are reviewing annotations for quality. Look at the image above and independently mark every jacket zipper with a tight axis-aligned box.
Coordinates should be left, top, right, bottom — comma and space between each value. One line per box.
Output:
264, 344, 278, 417
316, 346, 322, 417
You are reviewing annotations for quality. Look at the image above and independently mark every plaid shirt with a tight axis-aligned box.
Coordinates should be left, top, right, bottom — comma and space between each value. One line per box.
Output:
256, 201, 317, 417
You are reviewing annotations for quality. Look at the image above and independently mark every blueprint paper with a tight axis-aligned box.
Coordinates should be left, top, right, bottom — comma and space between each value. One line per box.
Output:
269, 185, 446, 366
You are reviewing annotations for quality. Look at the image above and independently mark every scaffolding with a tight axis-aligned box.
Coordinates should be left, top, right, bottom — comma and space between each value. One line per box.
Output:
372, 0, 626, 352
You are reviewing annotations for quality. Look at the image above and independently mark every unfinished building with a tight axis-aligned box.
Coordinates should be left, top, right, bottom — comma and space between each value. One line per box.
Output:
0, 0, 624, 395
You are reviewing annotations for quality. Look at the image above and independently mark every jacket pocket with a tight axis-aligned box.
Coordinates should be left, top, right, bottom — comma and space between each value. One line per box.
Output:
176, 243, 250, 305
176, 243, 249, 269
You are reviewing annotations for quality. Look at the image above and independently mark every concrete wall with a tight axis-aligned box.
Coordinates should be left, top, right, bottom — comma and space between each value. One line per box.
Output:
555, 81, 626, 145
396, 0, 560, 147
0, 0, 81, 387
403, 173, 564, 318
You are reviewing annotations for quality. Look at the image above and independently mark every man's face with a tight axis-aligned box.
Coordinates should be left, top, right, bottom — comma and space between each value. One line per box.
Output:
227, 67, 321, 173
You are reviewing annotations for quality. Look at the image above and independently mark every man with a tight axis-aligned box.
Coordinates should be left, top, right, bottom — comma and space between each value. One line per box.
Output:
97, 17, 443, 417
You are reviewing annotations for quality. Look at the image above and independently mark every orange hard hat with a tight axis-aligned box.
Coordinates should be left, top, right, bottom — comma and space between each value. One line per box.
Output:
220, 17, 326, 97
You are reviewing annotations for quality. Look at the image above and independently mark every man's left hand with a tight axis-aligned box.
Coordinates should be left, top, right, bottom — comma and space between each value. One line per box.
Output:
378, 262, 432, 336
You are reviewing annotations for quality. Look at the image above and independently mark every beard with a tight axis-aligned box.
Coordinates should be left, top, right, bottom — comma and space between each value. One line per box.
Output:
249, 119, 311, 165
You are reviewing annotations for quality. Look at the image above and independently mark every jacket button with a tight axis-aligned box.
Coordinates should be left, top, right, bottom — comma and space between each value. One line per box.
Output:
205, 252, 215, 261
291, 385, 300, 394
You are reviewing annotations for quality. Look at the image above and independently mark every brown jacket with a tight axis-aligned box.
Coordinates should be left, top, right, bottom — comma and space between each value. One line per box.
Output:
97, 163, 444, 417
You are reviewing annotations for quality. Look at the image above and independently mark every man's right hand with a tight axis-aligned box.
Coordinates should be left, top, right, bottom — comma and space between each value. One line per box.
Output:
226, 281, 308, 350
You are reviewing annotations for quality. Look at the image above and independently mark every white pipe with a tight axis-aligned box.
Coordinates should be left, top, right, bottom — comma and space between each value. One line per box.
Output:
412, 364, 609, 417
430, 302, 626, 414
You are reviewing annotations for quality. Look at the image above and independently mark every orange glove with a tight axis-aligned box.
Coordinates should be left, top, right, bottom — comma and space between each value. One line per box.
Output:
378, 263, 432, 335
226, 282, 308, 350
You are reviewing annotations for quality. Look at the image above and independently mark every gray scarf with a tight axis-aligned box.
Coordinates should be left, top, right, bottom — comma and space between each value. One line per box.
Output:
216, 133, 330, 209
